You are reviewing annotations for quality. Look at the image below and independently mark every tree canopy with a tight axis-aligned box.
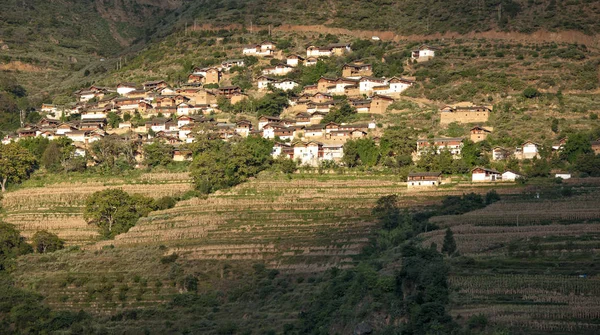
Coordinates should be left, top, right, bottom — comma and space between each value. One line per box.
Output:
0, 143, 37, 192
190, 136, 273, 194
0, 222, 32, 271
31, 230, 64, 254
83, 189, 156, 238
143, 141, 174, 168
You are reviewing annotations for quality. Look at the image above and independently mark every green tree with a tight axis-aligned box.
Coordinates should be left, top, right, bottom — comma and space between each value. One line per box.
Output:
356, 138, 380, 167
321, 102, 356, 124
41, 141, 62, 172
143, 141, 174, 167
31, 230, 64, 253
107, 112, 122, 129
0, 143, 37, 192
190, 137, 273, 194
380, 126, 416, 159
441, 228, 457, 255
560, 132, 592, 163
372, 195, 400, 230
255, 91, 290, 117
17, 137, 49, 160
0, 222, 32, 271
84, 189, 154, 238
274, 157, 297, 174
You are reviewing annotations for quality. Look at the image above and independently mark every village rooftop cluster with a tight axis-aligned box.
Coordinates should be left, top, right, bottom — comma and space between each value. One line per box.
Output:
5, 40, 593, 185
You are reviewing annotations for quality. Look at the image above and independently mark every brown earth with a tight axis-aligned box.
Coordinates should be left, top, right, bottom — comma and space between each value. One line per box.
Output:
193, 23, 600, 48
0, 61, 45, 72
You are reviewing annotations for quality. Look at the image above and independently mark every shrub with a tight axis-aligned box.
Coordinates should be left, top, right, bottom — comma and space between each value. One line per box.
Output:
523, 87, 540, 99
154, 196, 177, 210
31, 230, 64, 253
160, 253, 178, 264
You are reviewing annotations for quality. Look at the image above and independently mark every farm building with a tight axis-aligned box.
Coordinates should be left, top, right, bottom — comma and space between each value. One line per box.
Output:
470, 126, 492, 142
440, 105, 491, 125
515, 141, 540, 160
502, 170, 521, 181
411, 45, 437, 61
492, 147, 511, 161
472, 167, 501, 182
407, 172, 442, 188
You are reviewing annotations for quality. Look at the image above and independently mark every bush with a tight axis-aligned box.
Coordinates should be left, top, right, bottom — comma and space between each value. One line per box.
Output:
160, 253, 178, 264
154, 196, 177, 210
523, 87, 540, 99
31, 230, 64, 253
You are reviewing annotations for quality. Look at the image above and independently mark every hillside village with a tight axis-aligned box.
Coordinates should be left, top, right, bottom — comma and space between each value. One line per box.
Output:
4, 40, 599, 185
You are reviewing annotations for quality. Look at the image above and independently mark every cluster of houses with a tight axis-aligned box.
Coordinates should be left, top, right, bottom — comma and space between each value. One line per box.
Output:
10, 38, 590, 180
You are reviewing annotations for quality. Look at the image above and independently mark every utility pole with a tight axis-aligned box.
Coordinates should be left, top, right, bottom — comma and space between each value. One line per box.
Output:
20, 110, 25, 127
250, 21, 253, 34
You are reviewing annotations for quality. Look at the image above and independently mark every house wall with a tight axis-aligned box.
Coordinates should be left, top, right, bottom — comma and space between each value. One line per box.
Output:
407, 180, 439, 188
440, 110, 490, 125
502, 172, 519, 181
370, 99, 392, 114
471, 132, 488, 142
117, 87, 136, 96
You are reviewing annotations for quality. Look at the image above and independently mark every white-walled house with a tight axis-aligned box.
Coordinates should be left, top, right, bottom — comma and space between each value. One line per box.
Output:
243, 41, 276, 57
306, 45, 332, 58
262, 64, 294, 76
293, 141, 323, 166
502, 170, 521, 181
472, 167, 501, 182
521, 141, 540, 160
555, 172, 572, 179
322, 144, 344, 162
117, 83, 137, 96
411, 45, 436, 61
359, 77, 386, 95
258, 116, 281, 130
407, 172, 442, 188
257, 76, 277, 91
387, 77, 414, 95
287, 54, 305, 67
272, 80, 299, 91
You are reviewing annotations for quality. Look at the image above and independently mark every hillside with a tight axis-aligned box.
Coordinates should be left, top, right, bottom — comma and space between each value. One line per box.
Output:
1, 0, 600, 100
5, 172, 600, 334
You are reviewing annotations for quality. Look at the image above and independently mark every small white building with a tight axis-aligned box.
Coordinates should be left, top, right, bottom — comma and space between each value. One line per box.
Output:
257, 76, 277, 91
293, 141, 323, 166
472, 167, 501, 182
272, 80, 299, 91
306, 46, 332, 58
287, 54, 305, 67
555, 173, 572, 180
262, 64, 294, 76
407, 172, 442, 188
411, 45, 436, 61
258, 116, 281, 130
502, 170, 521, 181
387, 77, 414, 95
359, 77, 386, 95
521, 141, 540, 160
117, 83, 137, 96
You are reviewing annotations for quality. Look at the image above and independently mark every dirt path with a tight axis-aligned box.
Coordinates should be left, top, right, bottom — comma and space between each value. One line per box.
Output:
193, 24, 600, 48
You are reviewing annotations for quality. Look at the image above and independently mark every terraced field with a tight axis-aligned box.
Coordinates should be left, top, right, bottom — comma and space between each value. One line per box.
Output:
93, 173, 522, 272
421, 182, 600, 334
11, 171, 597, 333
10, 172, 519, 318
2, 172, 192, 245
